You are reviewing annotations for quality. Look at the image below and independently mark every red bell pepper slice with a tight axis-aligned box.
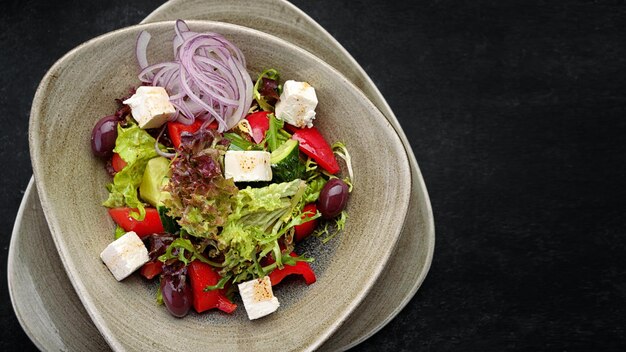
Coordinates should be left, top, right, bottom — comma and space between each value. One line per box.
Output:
111, 153, 127, 172
291, 126, 340, 174
268, 252, 317, 286
139, 261, 163, 280
294, 203, 319, 242
246, 111, 270, 144
167, 119, 218, 149
188, 261, 237, 314
108, 207, 164, 238
282, 123, 298, 134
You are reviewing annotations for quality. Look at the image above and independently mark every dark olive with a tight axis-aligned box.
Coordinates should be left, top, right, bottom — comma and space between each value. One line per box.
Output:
91, 115, 118, 158
317, 178, 349, 219
160, 274, 192, 318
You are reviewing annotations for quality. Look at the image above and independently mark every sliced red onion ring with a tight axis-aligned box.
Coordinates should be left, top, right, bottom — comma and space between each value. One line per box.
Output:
155, 125, 176, 159
136, 20, 253, 132
136, 31, 151, 72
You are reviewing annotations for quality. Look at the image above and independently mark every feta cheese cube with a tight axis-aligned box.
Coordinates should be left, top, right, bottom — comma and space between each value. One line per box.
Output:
224, 150, 272, 182
274, 80, 318, 128
100, 231, 149, 281
238, 276, 280, 320
122, 86, 175, 129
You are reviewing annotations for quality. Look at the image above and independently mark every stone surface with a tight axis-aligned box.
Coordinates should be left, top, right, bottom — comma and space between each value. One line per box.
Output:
2, 0, 626, 351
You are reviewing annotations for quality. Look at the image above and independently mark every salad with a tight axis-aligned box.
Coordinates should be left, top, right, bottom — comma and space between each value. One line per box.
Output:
91, 21, 353, 320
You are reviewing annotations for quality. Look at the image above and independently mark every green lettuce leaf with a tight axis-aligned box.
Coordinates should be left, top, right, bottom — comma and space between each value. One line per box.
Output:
102, 123, 162, 220
114, 225, 126, 239
314, 210, 348, 244
217, 179, 306, 281
113, 123, 160, 164
158, 237, 223, 267
265, 113, 289, 152
302, 176, 327, 204
232, 179, 302, 221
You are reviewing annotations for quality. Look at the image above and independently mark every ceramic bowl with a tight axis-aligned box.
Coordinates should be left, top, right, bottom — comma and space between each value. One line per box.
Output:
29, 20, 410, 351
143, 3, 436, 350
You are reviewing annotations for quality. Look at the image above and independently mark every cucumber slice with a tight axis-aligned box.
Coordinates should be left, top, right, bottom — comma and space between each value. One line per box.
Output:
271, 139, 305, 182
139, 157, 171, 207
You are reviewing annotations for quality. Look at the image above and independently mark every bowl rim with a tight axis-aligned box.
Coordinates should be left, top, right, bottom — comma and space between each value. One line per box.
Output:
29, 19, 411, 352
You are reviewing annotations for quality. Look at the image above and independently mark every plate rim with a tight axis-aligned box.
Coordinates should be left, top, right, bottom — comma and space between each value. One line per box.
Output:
7, 179, 49, 352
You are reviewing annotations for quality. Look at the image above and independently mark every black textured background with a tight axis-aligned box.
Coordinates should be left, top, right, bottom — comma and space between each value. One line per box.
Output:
2, 0, 626, 351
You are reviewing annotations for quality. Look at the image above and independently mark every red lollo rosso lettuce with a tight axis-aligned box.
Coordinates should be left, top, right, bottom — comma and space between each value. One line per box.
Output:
162, 129, 238, 238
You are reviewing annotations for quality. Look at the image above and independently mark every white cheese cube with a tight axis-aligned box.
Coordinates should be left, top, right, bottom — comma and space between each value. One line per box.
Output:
274, 80, 318, 128
238, 276, 280, 320
224, 150, 272, 182
122, 86, 175, 129
100, 231, 149, 281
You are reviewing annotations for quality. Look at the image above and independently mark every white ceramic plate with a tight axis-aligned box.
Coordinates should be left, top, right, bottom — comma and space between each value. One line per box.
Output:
9, 0, 434, 350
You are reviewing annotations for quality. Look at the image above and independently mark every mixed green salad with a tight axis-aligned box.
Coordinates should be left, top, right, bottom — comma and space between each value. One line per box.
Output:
92, 21, 353, 319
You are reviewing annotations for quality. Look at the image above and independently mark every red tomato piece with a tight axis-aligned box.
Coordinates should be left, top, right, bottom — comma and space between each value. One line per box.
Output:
188, 261, 237, 314
108, 207, 164, 238
167, 119, 218, 148
294, 203, 319, 242
246, 111, 270, 144
268, 252, 317, 286
111, 153, 127, 172
140, 261, 163, 280
291, 127, 340, 174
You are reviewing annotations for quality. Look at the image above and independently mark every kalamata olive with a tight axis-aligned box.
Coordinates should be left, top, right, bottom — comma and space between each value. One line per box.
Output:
91, 115, 118, 158
317, 178, 349, 219
160, 274, 192, 318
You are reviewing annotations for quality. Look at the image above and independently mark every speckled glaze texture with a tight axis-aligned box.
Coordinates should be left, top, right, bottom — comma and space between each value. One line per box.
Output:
144, 1, 435, 350
7, 179, 110, 351
29, 21, 410, 351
